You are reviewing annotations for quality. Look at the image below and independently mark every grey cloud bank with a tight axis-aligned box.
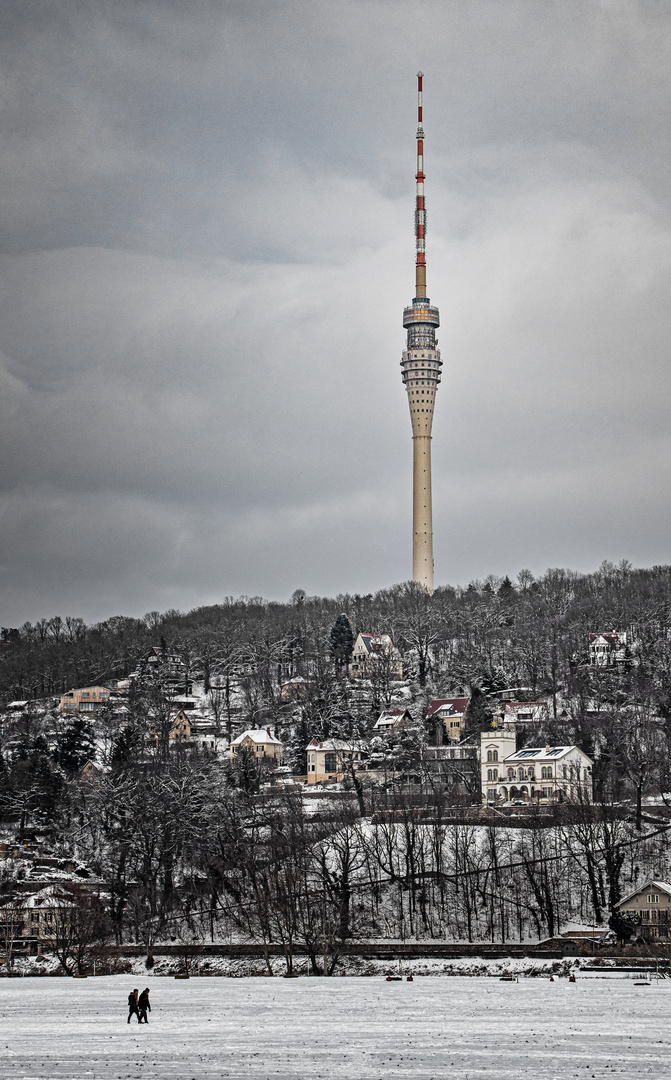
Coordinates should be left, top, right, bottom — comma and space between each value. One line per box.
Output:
1, 0, 671, 623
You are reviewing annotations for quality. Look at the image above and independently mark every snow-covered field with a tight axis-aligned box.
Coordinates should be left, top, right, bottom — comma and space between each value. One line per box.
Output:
1, 974, 669, 1079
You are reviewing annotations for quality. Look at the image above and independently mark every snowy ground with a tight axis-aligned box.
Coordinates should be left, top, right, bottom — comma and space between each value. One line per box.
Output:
1, 974, 669, 1079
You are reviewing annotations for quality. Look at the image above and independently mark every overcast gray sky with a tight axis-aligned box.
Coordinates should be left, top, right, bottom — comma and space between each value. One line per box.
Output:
2, 0, 671, 624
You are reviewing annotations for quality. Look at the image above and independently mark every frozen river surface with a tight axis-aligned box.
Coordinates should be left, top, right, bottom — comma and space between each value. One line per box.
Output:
0, 974, 669, 1080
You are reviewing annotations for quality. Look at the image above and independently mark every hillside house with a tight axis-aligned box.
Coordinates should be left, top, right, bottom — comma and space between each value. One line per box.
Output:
229, 728, 283, 762
614, 880, 671, 941
373, 708, 413, 734
306, 739, 365, 784
185, 712, 221, 752
348, 633, 403, 680
424, 740, 480, 793
80, 761, 110, 782
589, 632, 628, 668
0, 886, 75, 946
59, 686, 111, 714
134, 648, 192, 692
480, 730, 593, 805
503, 702, 549, 725
427, 697, 470, 741
280, 677, 313, 702
144, 709, 194, 750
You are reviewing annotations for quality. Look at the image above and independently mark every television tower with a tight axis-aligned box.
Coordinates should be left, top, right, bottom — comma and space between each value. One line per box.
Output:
401, 72, 442, 593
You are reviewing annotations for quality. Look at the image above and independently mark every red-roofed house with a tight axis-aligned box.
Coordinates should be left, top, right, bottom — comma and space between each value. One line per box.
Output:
426, 697, 470, 741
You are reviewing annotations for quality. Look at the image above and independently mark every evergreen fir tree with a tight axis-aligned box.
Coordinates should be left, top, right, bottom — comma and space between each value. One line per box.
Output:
330, 613, 354, 674
53, 719, 96, 773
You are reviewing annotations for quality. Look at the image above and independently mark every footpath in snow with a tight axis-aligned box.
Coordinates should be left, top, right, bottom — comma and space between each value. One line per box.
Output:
1, 973, 669, 1079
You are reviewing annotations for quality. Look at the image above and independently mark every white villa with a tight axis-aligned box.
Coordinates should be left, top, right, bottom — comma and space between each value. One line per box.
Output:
480, 729, 593, 805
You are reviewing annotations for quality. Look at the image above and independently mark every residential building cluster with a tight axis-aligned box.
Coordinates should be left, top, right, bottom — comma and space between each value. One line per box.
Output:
8, 628, 641, 809
35, 637, 601, 806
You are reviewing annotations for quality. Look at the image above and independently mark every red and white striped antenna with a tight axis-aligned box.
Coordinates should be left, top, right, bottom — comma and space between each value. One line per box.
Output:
415, 71, 427, 298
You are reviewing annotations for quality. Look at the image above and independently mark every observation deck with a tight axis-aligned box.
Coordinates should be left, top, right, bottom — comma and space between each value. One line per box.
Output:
402, 300, 440, 330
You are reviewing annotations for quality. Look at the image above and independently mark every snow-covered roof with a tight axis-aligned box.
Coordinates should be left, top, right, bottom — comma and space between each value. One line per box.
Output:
503, 702, 547, 715
13, 886, 76, 910
615, 879, 671, 908
374, 709, 411, 727
7, 700, 28, 709
504, 745, 592, 764
357, 633, 394, 654
231, 728, 283, 746
307, 739, 364, 752
590, 632, 626, 646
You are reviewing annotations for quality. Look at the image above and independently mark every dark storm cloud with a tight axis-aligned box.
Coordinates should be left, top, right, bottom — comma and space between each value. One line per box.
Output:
2, 0, 671, 622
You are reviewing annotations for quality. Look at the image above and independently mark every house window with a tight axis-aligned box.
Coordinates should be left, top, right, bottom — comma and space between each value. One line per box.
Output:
80, 702, 95, 712
647, 894, 660, 904
517, 768, 525, 781
256, 746, 263, 752
324, 752, 337, 773
487, 769, 498, 782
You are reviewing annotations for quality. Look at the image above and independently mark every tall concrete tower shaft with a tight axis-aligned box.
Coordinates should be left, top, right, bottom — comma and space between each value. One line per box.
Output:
401, 72, 442, 593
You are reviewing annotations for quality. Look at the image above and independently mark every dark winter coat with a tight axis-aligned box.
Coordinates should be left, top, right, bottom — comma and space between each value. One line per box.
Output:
138, 991, 151, 1012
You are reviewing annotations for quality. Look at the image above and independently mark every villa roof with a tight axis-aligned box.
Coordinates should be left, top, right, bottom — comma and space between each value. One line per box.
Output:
589, 632, 626, 646
615, 880, 671, 908
231, 728, 282, 746
427, 698, 469, 718
357, 633, 393, 654
307, 739, 364, 752
505, 745, 593, 764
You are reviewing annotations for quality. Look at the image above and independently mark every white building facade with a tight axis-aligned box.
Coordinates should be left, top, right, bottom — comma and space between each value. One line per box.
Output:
480, 730, 593, 805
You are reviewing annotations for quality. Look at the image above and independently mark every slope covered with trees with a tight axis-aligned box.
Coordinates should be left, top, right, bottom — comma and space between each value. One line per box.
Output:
2, 560, 671, 964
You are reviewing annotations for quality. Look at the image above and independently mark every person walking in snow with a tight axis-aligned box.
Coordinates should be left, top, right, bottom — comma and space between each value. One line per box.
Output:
127, 988, 140, 1024
138, 987, 151, 1024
